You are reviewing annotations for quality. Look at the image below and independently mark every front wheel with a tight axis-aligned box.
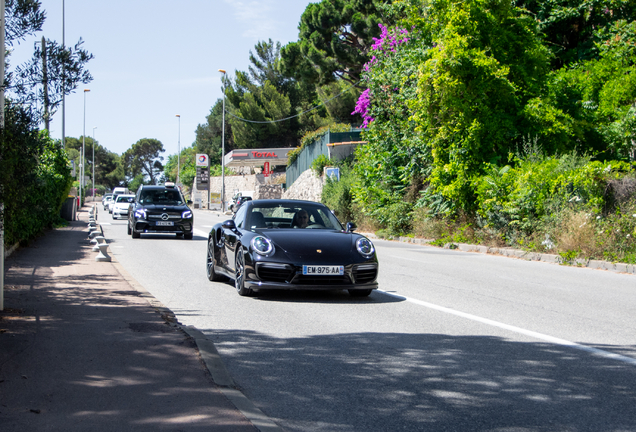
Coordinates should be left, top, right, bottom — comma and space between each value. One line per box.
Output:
206, 239, 225, 281
127, 221, 132, 235
184, 232, 193, 240
234, 250, 252, 296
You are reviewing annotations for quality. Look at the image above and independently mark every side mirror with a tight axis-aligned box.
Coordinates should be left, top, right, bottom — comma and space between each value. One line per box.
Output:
222, 220, 236, 230
187, 200, 193, 205
346, 222, 356, 232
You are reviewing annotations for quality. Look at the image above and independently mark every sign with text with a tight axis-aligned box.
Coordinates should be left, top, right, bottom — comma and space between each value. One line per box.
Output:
196, 154, 209, 167
263, 162, 271, 177
196, 167, 210, 190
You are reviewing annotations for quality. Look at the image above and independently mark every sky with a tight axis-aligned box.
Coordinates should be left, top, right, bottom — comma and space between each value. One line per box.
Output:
7, 0, 315, 158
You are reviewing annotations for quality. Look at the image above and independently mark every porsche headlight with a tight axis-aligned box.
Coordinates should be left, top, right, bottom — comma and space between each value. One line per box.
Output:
251, 236, 274, 255
356, 237, 375, 257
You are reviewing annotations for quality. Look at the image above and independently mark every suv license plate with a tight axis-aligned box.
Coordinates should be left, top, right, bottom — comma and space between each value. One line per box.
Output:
156, 221, 174, 226
303, 265, 344, 275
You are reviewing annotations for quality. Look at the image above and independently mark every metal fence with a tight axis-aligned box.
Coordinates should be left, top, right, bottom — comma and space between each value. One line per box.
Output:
286, 131, 362, 188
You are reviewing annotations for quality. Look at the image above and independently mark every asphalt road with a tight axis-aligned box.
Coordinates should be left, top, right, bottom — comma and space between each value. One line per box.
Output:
100, 207, 636, 432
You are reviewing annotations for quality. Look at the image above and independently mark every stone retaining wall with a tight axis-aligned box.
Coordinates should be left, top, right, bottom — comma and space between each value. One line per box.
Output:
282, 169, 324, 202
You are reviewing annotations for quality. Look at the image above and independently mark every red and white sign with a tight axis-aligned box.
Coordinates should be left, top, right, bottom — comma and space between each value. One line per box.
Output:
196, 154, 209, 167
263, 162, 271, 177
252, 151, 278, 158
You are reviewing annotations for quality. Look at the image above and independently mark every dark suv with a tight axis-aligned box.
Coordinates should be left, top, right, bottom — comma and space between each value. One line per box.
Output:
128, 183, 194, 239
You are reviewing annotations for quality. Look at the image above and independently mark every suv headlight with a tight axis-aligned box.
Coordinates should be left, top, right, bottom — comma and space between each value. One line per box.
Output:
356, 237, 375, 258
182, 210, 193, 219
134, 209, 147, 219
251, 236, 274, 256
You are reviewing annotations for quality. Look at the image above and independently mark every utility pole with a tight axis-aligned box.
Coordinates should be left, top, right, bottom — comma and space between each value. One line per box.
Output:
1, 0, 6, 310
176, 114, 181, 185
92, 127, 96, 201
219, 69, 226, 212
61, 0, 65, 148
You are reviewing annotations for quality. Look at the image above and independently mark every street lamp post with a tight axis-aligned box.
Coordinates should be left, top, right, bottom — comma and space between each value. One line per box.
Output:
92, 126, 97, 202
81, 89, 90, 206
176, 114, 181, 185
219, 69, 226, 212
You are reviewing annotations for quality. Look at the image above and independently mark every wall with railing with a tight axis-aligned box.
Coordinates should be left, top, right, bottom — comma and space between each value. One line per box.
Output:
286, 130, 362, 188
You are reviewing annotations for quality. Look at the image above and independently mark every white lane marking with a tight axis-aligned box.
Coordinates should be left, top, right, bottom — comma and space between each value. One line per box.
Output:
378, 289, 636, 366
194, 228, 209, 238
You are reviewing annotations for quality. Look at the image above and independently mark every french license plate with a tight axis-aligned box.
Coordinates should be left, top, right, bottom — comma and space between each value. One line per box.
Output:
303, 265, 344, 275
156, 221, 174, 226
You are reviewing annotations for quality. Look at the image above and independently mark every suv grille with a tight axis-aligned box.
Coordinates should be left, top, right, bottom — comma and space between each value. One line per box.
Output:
148, 213, 182, 220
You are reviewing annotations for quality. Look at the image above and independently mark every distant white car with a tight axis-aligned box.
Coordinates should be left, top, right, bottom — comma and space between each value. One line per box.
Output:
103, 195, 113, 211
112, 194, 135, 220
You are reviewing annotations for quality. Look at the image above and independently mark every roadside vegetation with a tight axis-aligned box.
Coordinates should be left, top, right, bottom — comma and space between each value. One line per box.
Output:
317, 0, 636, 265
2, 1, 83, 246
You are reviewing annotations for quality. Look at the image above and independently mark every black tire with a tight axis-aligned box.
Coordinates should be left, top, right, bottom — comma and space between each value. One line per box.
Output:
184, 232, 193, 240
127, 221, 132, 235
132, 228, 140, 239
234, 249, 252, 296
348, 289, 373, 297
206, 238, 225, 281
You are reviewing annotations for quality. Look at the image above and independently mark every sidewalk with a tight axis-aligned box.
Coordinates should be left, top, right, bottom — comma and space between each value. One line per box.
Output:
0, 206, 258, 431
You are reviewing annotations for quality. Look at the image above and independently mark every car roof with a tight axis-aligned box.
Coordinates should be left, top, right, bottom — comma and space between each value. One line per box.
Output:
140, 185, 177, 190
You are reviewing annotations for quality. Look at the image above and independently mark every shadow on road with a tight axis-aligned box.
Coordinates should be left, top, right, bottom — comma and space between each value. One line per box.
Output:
197, 327, 636, 431
0, 219, 255, 432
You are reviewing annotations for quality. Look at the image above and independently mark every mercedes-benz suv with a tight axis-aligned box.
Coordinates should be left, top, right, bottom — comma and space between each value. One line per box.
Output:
128, 183, 194, 239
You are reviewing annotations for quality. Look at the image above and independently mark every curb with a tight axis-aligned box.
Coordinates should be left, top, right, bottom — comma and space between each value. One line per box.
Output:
363, 233, 636, 276
182, 327, 284, 432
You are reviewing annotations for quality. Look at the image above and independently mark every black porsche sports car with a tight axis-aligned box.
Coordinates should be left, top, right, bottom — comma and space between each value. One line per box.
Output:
206, 199, 379, 297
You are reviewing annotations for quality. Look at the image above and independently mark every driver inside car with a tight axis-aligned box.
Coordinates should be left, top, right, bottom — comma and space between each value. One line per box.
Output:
292, 210, 310, 228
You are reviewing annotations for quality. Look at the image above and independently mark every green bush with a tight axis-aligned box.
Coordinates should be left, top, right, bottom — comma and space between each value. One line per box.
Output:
311, 154, 330, 177
322, 163, 356, 223
1, 105, 73, 246
473, 153, 631, 239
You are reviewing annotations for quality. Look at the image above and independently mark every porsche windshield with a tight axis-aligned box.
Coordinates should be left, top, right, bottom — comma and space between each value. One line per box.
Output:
246, 203, 343, 230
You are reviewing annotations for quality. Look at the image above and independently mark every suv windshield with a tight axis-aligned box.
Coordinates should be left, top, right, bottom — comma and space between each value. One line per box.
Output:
139, 189, 184, 205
